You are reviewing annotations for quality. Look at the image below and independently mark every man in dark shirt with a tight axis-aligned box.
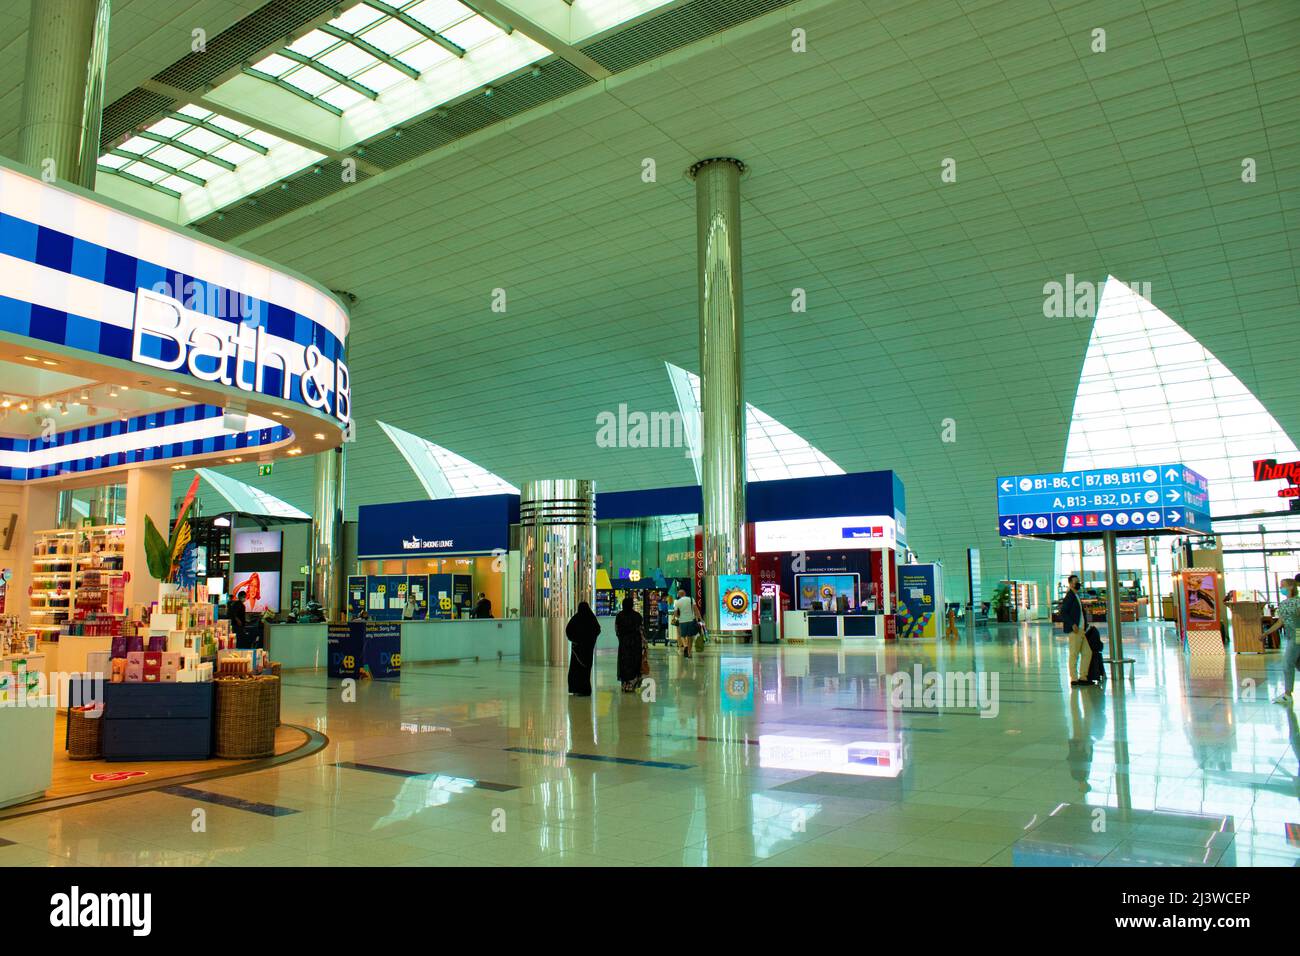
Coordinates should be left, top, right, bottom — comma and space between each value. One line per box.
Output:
474, 592, 493, 619
1059, 574, 1093, 687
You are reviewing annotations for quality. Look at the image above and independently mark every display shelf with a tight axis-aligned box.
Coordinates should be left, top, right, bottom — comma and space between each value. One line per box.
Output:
29, 526, 127, 640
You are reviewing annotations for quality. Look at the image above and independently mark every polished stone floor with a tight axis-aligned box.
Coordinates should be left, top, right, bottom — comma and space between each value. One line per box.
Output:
2, 621, 1298, 867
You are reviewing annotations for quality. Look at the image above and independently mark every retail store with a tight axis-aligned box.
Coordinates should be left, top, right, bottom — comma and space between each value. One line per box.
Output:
0, 155, 347, 808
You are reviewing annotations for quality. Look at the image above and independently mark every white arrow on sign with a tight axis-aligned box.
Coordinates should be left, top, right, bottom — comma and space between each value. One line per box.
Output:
1000, 479, 1013, 492
1167, 489, 1181, 501
1003, 519, 1014, 530
1168, 510, 1181, 523
1165, 468, 1179, 480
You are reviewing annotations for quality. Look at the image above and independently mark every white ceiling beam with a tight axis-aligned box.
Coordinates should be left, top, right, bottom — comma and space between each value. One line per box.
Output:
470, 0, 612, 79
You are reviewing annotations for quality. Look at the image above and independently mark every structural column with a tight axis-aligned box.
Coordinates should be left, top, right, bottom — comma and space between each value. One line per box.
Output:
689, 157, 748, 635
310, 447, 345, 621
122, 466, 171, 608
17, 0, 112, 188
519, 480, 595, 666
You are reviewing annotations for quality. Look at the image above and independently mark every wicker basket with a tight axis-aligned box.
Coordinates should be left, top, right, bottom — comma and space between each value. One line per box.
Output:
269, 662, 282, 726
214, 676, 279, 759
67, 707, 102, 760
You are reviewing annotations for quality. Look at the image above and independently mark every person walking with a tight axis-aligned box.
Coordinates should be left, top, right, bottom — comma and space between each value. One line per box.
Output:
1059, 574, 1094, 687
566, 601, 600, 696
615, 595, 645, 692
1264, 577, 1300, 705
673, 589, 699, 659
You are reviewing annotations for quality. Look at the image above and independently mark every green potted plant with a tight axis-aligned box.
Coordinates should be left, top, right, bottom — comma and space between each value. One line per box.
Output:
992, 583, 1013, 623
143, 475, 200, 591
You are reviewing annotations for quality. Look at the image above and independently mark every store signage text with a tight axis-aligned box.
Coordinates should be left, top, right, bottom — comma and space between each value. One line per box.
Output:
131, 287, 351, 424
1253, 459, 1300, 498
402, 537, 454, 550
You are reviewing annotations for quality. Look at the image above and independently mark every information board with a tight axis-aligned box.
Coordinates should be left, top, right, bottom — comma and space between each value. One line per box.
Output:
996, 464, 1210, 538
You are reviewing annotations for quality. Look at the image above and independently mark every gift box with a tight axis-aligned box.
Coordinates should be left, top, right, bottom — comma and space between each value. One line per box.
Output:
111, 658, 127, 683
147, 634, 167, 653
110, 636, 128, 659
126, 635, 144, 653
125, 659, 144, 683
143, 652, 162, 669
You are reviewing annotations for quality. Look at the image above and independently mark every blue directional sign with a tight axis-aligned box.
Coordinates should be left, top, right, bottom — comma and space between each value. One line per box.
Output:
996, 464, 1211, 538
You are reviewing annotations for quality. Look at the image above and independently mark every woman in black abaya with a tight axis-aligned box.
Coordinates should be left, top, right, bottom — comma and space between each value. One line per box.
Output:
615, 595, 645, 692
566, 601, 600, 696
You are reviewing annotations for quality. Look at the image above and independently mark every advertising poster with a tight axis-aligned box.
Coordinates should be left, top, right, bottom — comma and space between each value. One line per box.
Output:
1181, 569, 1223, 655
347, 576, 366, 618
362, 623, 402, 680
231, 570, 280, 613
896, 564, 939, 639
717, 574, 754, 631
328, 624, 362, 678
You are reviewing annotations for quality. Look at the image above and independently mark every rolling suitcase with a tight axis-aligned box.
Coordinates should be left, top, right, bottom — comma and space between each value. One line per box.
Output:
1085, 626, 1105, 682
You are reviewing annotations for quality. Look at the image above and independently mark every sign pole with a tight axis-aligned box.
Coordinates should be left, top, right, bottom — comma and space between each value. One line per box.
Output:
1103, 530, 1136, 667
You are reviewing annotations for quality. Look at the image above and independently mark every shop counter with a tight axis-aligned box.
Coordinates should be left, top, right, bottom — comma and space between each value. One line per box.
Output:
267, 619, 520, 670
265, 623, 328, 669
782, 611, 887, 640
0, 699, 56, 808
401, 619, 519, 663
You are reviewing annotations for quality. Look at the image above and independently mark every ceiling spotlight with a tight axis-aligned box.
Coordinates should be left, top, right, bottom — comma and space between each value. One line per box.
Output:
483, 86, 494, 97
41, 359, 57, 366
41, 400, 52, 410
108, 387, 118, 398
531, 67, 541, 78
22, 355, 38, 362
288, 448, 302, 456
79, 388, 90, 402
19, 401, 30, 412
0, 397, 9, 408
213, 516, 230, 527
164, 387, 178, 393
313, 432, 325, 440
179, 390, 193, 396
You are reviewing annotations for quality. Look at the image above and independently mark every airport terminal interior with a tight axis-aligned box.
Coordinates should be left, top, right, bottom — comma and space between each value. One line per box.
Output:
0, 0, 1298, 871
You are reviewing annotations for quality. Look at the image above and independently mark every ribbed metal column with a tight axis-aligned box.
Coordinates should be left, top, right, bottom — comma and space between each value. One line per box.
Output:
520, 480, 595, 666
311, 447, 345, 621
17, 0, 111, 188
689, 157, 748, 634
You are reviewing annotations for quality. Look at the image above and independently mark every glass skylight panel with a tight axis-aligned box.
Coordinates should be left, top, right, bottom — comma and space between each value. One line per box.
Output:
332, 2, 386, 33
243, 129, 284, 150
288, 30, 337, 58
282, 68, 336, 97
146, 144, 198, 169
354, 62, 408, 93
124, 164, 167, 183
98, 153, 130, 169
253, 52, 298, 77
159, 175, 201, 193
147, 116, 189, 138
176, 104, 208, 119
362, 17, 426, 54
196, 468, 310, 519
398, 41, 455, 72
377, 422, 519, 500
118, 135, 154, 154
318, 86, 369, 111
406, 0, 471, 32
212, 142, 258, 165
318, 43, 379, 76
443, 15, 500, 50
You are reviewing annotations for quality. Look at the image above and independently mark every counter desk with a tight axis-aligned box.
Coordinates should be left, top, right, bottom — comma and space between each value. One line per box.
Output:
783, 610, 889, 641
266, 618, 520, 670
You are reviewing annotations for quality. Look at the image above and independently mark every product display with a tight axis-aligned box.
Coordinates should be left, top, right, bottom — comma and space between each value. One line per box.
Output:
28, 527, 127, 638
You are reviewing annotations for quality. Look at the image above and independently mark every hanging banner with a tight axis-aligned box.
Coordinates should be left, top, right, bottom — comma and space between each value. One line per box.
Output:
717, 574, 754, 631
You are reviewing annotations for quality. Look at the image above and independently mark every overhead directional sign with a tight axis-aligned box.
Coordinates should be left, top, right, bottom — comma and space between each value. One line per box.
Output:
996, 464, 1211, 538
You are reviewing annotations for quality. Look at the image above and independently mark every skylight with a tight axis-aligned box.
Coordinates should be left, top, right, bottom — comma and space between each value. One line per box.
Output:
196, 467, 310, 519
665, 363, 845, 483
97, 105, 287, 198
377, 420, 519, 499
1054, 276, 1299, 596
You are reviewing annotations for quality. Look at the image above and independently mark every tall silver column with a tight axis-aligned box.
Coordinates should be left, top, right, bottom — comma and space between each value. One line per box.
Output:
311, 447, 345, 621
18, 0, 111, 188
520, 480, 595, 666
1102, 530, 1135, 668
690, 157, 748, 634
